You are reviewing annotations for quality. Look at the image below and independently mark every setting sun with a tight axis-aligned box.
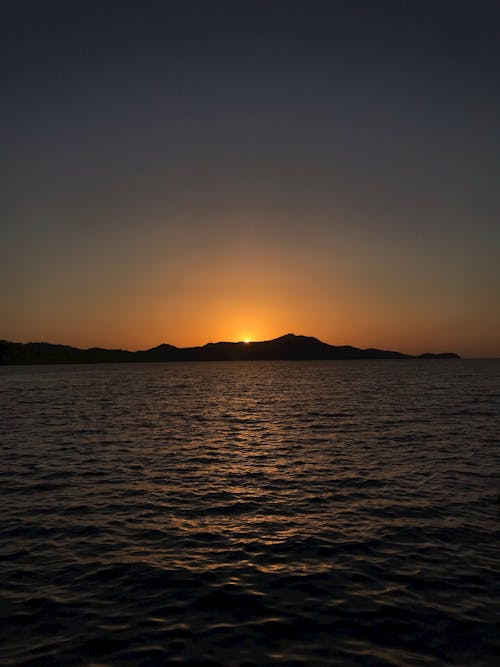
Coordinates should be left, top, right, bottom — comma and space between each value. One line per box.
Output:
2, 3, 498, 666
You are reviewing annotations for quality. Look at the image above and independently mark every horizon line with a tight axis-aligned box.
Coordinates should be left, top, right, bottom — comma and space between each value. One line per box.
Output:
1, 332, 484, 358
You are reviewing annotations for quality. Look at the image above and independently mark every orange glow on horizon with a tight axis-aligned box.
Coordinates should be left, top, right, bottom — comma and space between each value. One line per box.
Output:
2, 220, 499, 358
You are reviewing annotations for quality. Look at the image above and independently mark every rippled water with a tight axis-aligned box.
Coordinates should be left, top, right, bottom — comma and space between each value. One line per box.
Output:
1, 360, 499, 666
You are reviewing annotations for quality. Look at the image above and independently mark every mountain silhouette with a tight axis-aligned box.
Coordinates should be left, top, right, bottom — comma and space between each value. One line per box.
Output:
0, 334, 459, 364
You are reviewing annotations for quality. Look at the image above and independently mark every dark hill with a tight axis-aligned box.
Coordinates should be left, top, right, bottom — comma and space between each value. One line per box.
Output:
0, 335, 459, 364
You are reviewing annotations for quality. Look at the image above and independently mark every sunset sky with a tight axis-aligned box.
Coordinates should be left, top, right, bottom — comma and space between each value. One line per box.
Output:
1, 1, 499, 357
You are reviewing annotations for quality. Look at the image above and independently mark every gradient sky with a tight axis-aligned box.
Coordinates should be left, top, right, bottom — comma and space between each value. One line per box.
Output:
1, 0, 499, 356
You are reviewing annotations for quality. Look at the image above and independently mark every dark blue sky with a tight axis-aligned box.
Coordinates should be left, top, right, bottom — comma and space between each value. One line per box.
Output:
1, 1, 499, 355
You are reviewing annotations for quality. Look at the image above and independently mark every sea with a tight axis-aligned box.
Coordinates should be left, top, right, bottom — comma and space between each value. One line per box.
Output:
1, 360, 498, 666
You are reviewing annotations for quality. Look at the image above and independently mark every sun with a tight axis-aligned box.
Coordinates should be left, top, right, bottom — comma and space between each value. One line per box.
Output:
243, 338, 251, 344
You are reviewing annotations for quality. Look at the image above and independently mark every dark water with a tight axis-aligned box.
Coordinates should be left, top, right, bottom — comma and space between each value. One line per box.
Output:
1, 360, 499, 666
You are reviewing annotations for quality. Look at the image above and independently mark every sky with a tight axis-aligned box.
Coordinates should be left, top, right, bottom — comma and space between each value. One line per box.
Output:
1, 0, 499, 357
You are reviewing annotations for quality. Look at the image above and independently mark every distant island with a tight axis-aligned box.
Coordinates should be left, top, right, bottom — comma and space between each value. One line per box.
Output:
0, 334, 459, 364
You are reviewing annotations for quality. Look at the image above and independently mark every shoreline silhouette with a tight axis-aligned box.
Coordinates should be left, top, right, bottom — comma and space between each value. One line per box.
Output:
0, 333, 459, 364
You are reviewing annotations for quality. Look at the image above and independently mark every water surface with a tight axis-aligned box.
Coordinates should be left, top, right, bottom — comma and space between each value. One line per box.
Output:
1, 360, 499, 666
